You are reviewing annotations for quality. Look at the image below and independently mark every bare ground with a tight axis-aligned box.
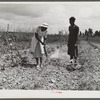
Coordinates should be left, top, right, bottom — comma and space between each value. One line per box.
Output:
0, 40, 100, 90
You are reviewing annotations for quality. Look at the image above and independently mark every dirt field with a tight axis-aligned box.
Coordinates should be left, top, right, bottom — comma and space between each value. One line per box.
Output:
0, 39, 100, 90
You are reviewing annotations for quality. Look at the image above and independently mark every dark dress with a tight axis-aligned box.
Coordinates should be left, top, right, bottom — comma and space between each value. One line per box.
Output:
68, 25, 79, 57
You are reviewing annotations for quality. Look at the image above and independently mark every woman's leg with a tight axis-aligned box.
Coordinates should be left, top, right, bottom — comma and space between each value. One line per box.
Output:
36, 58, 41, 70
70, 56, 73, 60
36, 58, 39, 65
74, 45, 78, 63
69, 55, 73, 64
40, 57, 42, 67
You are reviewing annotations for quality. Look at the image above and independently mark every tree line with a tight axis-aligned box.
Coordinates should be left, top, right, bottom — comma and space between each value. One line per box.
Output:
80, 28, 100, 37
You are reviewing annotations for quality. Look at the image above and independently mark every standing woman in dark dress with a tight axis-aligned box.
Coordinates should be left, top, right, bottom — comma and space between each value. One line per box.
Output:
68, 17, 79, 64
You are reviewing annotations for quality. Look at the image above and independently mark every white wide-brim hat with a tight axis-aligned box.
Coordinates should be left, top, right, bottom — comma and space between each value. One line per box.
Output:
39, 23, 48, 28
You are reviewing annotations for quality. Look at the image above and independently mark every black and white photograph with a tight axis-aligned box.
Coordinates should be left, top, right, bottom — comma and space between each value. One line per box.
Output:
0, 2, 100, 96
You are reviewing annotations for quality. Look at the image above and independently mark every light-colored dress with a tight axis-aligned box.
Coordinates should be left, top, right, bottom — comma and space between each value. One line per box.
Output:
30, 27, 47, 58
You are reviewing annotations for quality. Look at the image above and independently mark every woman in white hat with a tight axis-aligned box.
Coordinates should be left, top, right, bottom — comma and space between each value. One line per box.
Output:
30, 23, 48, 70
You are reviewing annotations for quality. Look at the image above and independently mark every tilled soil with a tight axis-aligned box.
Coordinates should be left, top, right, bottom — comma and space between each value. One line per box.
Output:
78, 41, 100, 90
0, 40, 100, 90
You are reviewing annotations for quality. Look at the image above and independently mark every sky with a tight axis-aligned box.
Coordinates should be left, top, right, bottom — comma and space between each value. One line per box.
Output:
0, 2, 100, 34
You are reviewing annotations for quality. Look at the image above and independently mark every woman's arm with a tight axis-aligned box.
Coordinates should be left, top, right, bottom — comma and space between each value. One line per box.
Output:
35, 32, 44, 45
75, 26, 79, 45
43, 37, 48, 57
44, 37, 47, 44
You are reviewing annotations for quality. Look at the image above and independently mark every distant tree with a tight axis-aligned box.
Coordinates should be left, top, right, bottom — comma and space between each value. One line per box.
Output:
85, 29, 87, 35
85, 28, 93, 40
99, 31, 100, 36
58, 30, 64, 44
85, 29, 89, 40
59, 30, 63, 35
88, 28, 93, 36
95, 30, 99, 36
94, 30, 100, 36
